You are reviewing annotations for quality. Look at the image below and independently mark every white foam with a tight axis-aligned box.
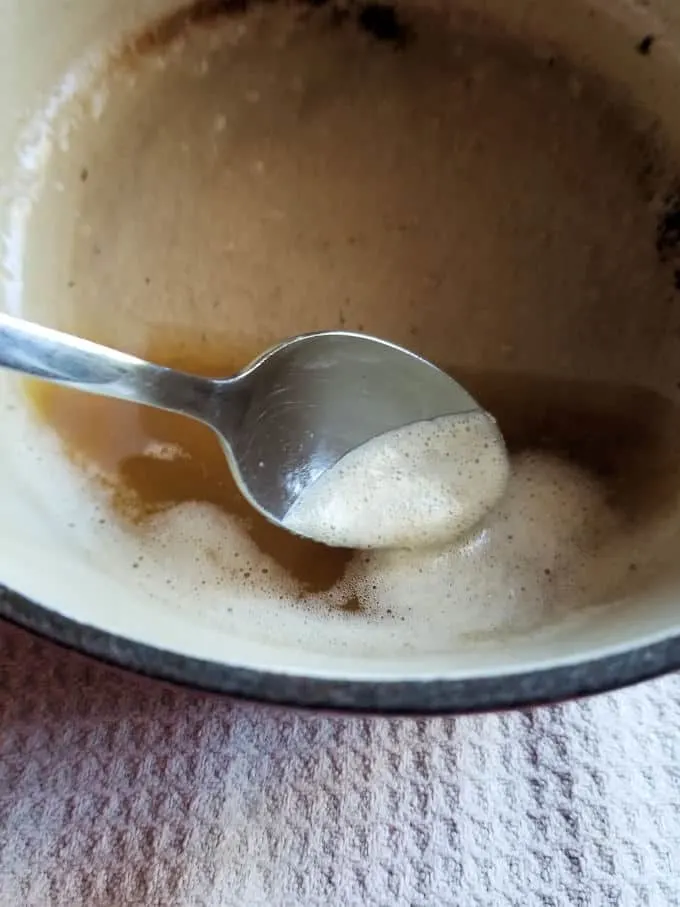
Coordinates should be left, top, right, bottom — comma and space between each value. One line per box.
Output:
283, 411, 510, 549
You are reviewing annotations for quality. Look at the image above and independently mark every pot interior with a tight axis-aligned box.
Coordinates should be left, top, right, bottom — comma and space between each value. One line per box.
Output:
2, 0, 680, 683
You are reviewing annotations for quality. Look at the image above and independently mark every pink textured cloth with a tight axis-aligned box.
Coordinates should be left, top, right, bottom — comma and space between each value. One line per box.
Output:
1, 618, 680, 906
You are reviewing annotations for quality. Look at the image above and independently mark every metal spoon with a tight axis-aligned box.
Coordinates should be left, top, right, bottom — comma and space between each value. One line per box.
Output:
0, 313, 499, 536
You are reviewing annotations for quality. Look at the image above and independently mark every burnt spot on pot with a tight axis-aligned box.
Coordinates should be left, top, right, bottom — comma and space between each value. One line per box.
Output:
654, 188, 680, 294
636, 35, 655, 56
656, 191, 680, 261
357, 3, 412, 47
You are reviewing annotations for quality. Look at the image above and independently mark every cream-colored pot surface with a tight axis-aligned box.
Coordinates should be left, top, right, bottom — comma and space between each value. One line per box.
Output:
2, 0, 680, 689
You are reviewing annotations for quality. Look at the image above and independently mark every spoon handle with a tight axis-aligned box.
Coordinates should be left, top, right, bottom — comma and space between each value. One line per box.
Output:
0, 313, 215, 419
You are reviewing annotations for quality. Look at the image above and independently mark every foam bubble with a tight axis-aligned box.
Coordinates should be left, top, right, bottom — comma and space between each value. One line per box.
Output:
282, 411, 509, 549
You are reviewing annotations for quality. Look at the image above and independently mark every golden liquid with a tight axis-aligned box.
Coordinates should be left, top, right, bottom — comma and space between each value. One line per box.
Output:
27, 338, 354, 593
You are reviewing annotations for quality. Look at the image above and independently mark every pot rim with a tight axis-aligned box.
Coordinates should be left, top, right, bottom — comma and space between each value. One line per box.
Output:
2, 587, 678, 713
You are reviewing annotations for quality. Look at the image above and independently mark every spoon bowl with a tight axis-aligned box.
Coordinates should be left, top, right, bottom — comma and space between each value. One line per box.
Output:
0, 315, 503, 537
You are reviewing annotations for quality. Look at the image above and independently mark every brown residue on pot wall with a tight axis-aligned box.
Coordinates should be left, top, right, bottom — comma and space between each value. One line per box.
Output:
657, 191, 680, 260
636, 34, 655, 56
115, 0, 412, 63
357, 3, 412, 46
130, 0, 249, 57
656, 190, 680, 293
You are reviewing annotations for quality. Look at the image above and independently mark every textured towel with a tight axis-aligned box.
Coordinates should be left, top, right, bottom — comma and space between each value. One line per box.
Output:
1, 617, 679, 907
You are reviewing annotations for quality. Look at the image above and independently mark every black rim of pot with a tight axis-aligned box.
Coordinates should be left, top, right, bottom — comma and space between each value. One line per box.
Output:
2, 587, 678, 714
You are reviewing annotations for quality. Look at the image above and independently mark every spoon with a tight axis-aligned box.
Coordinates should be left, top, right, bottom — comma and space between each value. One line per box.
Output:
0, 313, 504, 541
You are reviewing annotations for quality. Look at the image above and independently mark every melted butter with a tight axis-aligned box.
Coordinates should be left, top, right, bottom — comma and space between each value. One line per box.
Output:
26, 338, 353, 593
